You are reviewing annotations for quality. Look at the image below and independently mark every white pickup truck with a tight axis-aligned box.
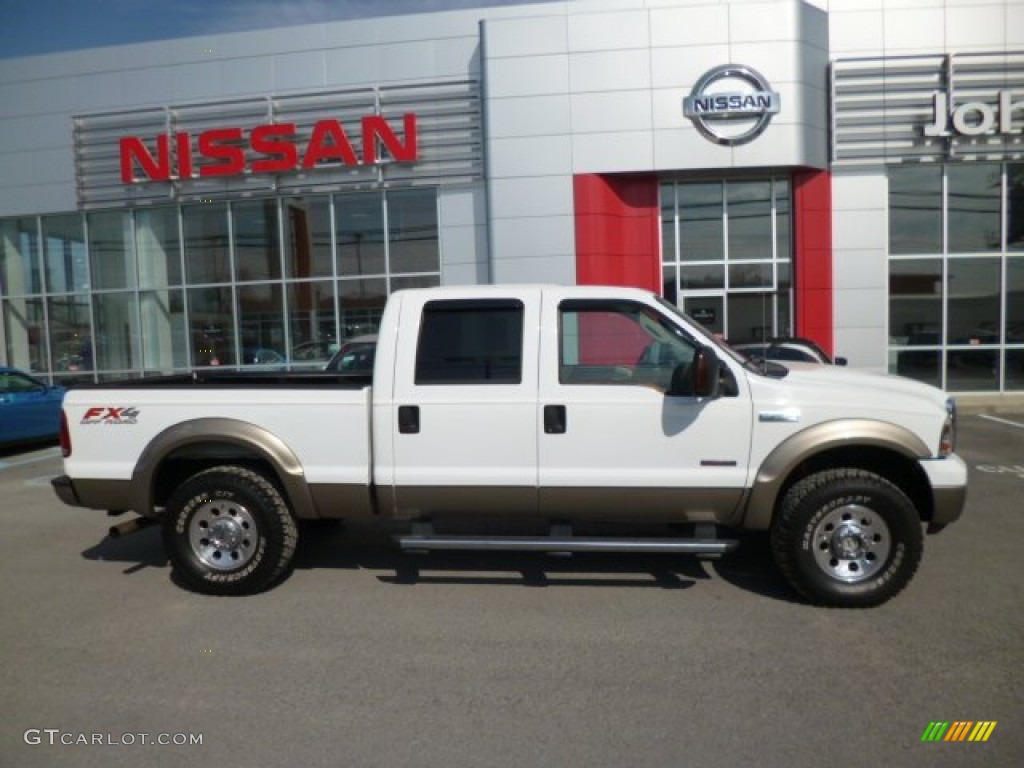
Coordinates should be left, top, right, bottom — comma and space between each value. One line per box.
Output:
52, 285, 966, 607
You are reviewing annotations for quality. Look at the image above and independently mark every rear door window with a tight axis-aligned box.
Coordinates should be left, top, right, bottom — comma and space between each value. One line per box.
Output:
414, 300, 524, 385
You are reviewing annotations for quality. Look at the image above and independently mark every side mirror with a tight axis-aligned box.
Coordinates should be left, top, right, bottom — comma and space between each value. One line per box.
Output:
834, 356, 848, 367
667, 347, 720, 399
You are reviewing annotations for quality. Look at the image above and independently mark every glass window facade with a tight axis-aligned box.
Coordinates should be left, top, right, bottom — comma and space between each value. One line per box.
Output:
0, 191, 440, 382
888, 163, 1024, 392
661, 177, 792, 342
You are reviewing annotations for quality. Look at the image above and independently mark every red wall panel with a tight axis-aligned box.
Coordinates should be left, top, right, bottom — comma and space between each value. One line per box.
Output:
792, 170, 834, 356
574, 173, 660, 293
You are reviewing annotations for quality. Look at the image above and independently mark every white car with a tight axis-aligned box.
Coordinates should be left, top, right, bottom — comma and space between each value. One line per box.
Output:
733, 337, 847, 366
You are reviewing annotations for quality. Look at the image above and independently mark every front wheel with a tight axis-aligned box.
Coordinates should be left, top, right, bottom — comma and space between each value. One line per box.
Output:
770, 468, 923, 608
162, 466, 298, 595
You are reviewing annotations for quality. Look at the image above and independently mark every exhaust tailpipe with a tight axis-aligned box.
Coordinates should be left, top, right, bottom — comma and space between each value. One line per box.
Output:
108, 516, 156, 539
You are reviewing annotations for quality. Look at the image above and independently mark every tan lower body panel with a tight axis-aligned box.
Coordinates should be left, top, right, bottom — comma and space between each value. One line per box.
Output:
377, 485, 742, 525
62, 478, 135, 514
307, 484, 376, 520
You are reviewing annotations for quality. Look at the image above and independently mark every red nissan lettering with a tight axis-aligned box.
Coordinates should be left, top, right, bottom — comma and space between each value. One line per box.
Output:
198, 128, 245, 177
250, 123, 299, 173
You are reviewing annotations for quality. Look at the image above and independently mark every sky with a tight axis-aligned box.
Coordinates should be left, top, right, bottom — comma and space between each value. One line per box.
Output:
0, 0, 562, 59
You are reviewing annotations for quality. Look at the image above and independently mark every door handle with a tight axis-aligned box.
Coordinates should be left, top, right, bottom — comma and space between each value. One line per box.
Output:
543, 404, 566, 434
398, 405, 420, 434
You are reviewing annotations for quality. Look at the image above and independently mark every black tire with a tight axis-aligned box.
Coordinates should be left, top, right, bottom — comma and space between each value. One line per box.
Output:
162, 466, 298, 595
770, 468, 923, 608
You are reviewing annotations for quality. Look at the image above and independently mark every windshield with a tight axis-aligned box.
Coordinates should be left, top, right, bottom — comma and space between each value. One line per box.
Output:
652, 294, 790, 379
653, 295, 748, 365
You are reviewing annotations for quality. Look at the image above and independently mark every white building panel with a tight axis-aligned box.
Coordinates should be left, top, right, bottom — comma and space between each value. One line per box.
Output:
568, 49, 651, 94
834, 248, 887, 291
172, 61, 224, 101
945, 5, 1007, 50
482, 15, 568, 59
273, 51, 327, 91
572, 131, 656, 174
489, 177, 574, 219
833, 209, 888, 251
438, 185, 486, 229
653, 126, 735, 169
222, 57, 275, 96
486, 95, 572, 139
570, 90, 653, 134
376, 41, 440, 83
567, 10, 650, 52
729, 1, 799, 44
325, 47, 382, 86
731, 121, 814, 167
490, 215, 575, 258
648, 5, 730, 48
831, 172, 886, 212
484, 54, 570, 98
649, 44, 732, 90
492, 252, 575, 285
433, 37, 482, 78
829, 10, 885, 55
883, 7, 947, 54
1011, 3, 1024, 47
833, 326, 889, 372
487, 135, 574, 179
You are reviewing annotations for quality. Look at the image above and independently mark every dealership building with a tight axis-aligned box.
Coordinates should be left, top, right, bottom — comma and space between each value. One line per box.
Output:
1, 0, 1021, 392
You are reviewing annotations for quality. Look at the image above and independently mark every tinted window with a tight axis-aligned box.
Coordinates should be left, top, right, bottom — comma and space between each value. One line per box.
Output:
769, 346, 815, 362
559, 300, 696, 389
415, 300, 523, 385
889, 166, 942, 255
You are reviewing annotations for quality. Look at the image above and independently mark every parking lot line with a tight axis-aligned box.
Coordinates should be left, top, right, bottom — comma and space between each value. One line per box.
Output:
978, 414, 1024, 430
0, 448, 61, 471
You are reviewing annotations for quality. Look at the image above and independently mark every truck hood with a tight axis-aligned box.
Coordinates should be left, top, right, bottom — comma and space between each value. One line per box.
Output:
778, 362, 949, 411
743, 362, 952, 458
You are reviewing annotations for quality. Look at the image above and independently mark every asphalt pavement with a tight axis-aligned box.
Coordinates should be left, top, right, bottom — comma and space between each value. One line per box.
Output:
1, 414, 1022, 768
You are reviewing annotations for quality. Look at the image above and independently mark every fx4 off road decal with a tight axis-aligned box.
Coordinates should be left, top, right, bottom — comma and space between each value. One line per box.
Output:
81, 406, 140, 425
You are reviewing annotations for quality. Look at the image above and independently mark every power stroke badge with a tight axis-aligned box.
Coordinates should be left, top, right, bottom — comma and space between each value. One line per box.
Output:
683, 64, 780, 146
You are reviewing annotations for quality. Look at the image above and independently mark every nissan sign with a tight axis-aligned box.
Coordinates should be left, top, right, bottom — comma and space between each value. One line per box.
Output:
683, 65, 780, 146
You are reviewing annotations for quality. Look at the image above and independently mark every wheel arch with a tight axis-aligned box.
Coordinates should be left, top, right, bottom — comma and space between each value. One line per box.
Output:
744, 419, 934, 530
130, 418, 317, 520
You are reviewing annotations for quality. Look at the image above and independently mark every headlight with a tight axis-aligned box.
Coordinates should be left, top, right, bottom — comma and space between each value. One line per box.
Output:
939, 397, 956, 457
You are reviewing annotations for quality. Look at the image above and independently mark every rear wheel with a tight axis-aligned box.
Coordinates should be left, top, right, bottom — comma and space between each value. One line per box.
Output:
770, 468, 923, 608
162, 466, 297, 595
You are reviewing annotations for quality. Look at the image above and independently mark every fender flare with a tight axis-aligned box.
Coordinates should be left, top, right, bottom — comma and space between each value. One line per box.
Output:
743, 419, 931, 530
130, 417, 316, 519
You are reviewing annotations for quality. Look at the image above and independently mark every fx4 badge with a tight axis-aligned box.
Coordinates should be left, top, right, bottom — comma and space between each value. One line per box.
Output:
81, 406, 141, 425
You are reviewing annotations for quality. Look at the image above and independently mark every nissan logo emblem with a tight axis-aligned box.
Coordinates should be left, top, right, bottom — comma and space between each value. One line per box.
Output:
683, 64, 781, 146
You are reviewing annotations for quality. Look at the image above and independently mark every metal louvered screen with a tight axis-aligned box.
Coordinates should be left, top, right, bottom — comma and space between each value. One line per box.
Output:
73, 80, 482, 209
832, 52, 1024, 166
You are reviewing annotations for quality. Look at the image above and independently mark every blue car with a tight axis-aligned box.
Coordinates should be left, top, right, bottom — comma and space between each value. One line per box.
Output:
0, 367, 65, 447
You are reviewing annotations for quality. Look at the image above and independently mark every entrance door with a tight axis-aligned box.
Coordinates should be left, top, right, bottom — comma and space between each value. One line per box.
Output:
682, 294, 724, 337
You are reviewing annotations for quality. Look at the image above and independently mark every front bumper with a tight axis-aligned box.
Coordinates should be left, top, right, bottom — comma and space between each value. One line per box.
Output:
919, 453, 968, 527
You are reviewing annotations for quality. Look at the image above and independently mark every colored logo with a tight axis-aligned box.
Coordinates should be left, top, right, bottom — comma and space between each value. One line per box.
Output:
921, 721, 997, 742
682, 64, 780, 146
81, 406, 140, 425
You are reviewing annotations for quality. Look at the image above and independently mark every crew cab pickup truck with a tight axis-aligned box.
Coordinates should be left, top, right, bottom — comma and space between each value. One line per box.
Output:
52, 285, 967, 607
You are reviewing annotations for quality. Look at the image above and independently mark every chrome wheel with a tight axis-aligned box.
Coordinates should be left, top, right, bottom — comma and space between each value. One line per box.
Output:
810, 503, 891, 583
188, 499, 259, 571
